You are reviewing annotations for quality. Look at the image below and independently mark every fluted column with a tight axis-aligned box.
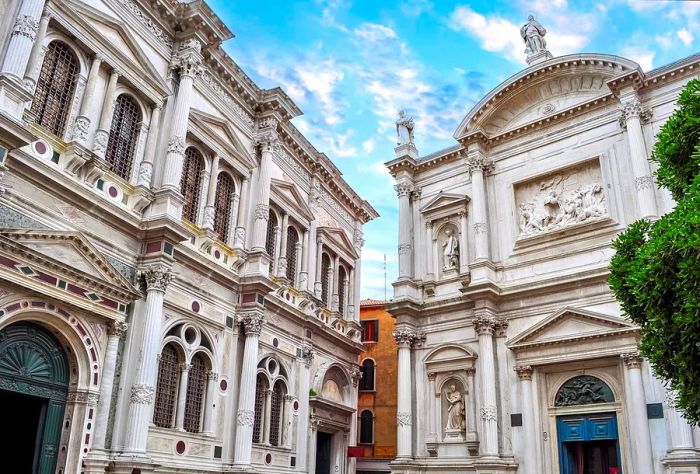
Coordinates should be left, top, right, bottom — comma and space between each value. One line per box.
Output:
135, 103, 162, 188
427, 372, 438, 442
495, 321, 512, 457
233, 309, 265, 467
465, 367, 477, 440
314, 239, 323, 298
411, 189, 422, 280
233, 174, 250, 249
174, 363, 191, 430
299, 229, 309, 290
277, 213, 289, 277
466, 150, 493, 262
395, 180, 413, 279
296, 346, 313, 471
619, 93, 657, 219
161, 40, 202, 192
92, 321, 128, 450
332, 255, 340, 311
458, 210, 469, 273
474, 316, 498, 457
515, 366, 536, 474
425, 221, 434, 280
92, 69, 119, 158
393, 327, 416, 459
23, 11, 50, 92
123, 265, 172, 453
621, 353, 654, 474
250, 122, 278, 251
663, 389, 698, 458
1, 0, 45, 79
71, 55, 102, 145
203, 155, 220, 231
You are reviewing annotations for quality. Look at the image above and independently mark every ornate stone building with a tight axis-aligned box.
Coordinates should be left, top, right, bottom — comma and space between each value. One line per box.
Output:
386, 17, 700, 474
0, 0, 376, 473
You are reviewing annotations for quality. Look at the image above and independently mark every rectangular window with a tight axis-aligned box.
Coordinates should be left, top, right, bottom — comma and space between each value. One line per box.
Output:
362, 320, 378, 342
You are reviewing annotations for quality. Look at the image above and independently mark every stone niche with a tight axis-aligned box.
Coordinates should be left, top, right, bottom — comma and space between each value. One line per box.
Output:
514, 158, 609, 240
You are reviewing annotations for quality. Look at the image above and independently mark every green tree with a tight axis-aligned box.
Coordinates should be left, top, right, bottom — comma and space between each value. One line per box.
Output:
609, 78, 700, 424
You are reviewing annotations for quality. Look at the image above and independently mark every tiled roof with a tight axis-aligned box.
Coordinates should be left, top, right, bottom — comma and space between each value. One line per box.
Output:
360, 298, 386, 307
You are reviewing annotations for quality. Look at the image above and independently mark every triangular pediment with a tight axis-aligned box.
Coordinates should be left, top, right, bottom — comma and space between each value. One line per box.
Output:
270, 179, 314, 222
65, 1, 168, 93
190, 109, 255, 168
420, 192, 469, 216
0, 230, 137, 295
507, 307, 637, 349
318, 227, 358, 261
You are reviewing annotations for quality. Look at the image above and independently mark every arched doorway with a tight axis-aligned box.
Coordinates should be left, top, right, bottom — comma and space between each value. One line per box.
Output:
0, 322, 69, 474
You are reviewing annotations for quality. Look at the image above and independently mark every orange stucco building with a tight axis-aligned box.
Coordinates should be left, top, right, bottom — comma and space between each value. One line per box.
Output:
357, 299, 398, 474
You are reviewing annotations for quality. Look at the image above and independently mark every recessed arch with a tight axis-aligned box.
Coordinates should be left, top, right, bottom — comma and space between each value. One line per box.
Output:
554, 374, 615, 407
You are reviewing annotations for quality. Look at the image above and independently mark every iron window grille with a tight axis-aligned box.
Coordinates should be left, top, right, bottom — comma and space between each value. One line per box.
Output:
269, 381, 285, 446
153, 344, 179, 428
180, 147, 204, 224
285, 226, 299, 283
252, 374, 267, 443
105, 94, 141, 180
214, 172, 235, 239
184, 354, 206, 433
321, 254, 331, 307
31, 41, 79, 137
265, 211, 278, 272
338, 266, 347, 315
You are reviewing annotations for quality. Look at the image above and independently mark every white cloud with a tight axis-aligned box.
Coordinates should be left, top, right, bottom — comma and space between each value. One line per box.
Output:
401, 0, 433, 17
362, 137, 375, 153
621, 45, 655, 70
655, 32, 673, 49
448, 6, 524, 63
354, 23, 397, 42
677, 28, 693, 46
295, 61, 345, 125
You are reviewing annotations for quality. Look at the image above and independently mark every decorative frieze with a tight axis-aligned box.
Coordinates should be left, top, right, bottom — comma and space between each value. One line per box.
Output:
514, 365, 533, 380
130, 384, 154, 404
116, 0, 173, 49
397, 412, 412, 426
237, 409, 255, 426
12, 15, 39, 41
199, 72, 255, 128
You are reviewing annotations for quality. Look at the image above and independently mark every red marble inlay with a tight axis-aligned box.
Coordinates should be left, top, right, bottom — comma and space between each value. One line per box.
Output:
89, 408, 93, 419
176, 441, 186, 455
90, 348, 97, 362
220, 379, 227, 391
93, 373, 98, 385
145, 241, 162, 254
34, 141, 47, 154
191, 301, 200, 313
58, 308, 69, 317
265, 453, 272, 464
31, 301, 46, 308
0, 256, 15, 267
240, 293, 256, 304
36, 273, 58, 285
66, 284, 86, 296
272, 338, 279, 348
85, 433, 90, 444
108, 186, 119, 198
76, 323, 87, 336
214, 249, 221, 259
293, 400, 299, 411
5, 303, 20, 313
100, 299, 119, 309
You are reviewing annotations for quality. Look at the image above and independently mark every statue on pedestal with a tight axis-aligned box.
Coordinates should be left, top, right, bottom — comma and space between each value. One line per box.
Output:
442, 229, 459, 270
521, 15, 547, 56
444, 384, 466, 433
396, 109, 415, 146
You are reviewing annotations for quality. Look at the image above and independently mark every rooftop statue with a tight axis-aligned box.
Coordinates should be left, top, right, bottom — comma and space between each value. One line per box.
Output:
396, 109, 415, 146
520, 15, 552, 64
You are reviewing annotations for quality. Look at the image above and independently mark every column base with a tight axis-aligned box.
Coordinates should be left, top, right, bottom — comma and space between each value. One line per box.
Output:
226, 463, 258, 473
82, 450, 110, 474
0, 73, 32, 120
244, 249, 272, 278
110, 453, 159, 474
663, 449, 700, 474
145, 188, 185, 223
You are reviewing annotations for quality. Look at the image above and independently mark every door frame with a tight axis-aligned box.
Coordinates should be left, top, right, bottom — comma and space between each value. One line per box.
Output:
556, 411, 622, 474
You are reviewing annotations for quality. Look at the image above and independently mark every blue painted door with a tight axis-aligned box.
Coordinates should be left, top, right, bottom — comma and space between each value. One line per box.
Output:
557, 413, 621, 474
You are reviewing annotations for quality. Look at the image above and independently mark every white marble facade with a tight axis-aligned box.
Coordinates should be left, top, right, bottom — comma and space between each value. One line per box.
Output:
0, 0, 376, 473
385, 24, 700, 474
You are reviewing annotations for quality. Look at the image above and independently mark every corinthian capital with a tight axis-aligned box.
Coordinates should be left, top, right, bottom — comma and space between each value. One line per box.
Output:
392, 327, 417, 346
466, 155, 494, 176
108, 321, 129, 338
255, 129, 281, 153
177, 39, 203, 79
473, 316, 496, 335
140, 265, 173, 292
393, 181, 413, 197
239, 310, 265, 336
619, 98, 652, 125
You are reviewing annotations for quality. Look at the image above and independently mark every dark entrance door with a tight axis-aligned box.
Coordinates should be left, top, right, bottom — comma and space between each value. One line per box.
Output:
0, 322, 69, 474
557, 413, 621, 474
315, 432, 332, 474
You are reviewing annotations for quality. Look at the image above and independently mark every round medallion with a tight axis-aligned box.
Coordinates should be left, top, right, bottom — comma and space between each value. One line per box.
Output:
34, 142, 47, 154
265, 453, 272, 464
272, 338, 279, 348
293, 400, 299, 411
220, 379, 228, 391
191, 301, 200, 313
176, 440, 186, 455
214, 249, 221, 259
108, 186, 119, 198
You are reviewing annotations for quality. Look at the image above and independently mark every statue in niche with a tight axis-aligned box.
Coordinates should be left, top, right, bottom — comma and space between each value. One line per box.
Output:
442, 229, 459, 270
396, 109, 415, 146
444, 384, 466, 431
520, 15, 547, 56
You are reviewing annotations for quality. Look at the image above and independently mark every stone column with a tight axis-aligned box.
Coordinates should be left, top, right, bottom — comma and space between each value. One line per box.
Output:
1, 0, 45, 79
202, 371, 217, 434
663, 389, 699, 462
262, 388, 273, 444
621, 353, 654, 474
203, 155, 220, 232
277, 213, 289, 277
411, 189, 422, 281
174, 363, 191, 430
23, 11, 50, 92
515, 366, 536, 474
459, 210, 469, 274
308, 417, 319, 474
619, 93, 657, 219
92, 321, 128, 450
135, 103, 162, 188
299, 229, 309, 290
233, 308, 265, 467
296, 347, 313, 471
395, 180, 413, 279
307, 220, 318, 293
123, 265, 172, 453
393, 327, 416, 459
71, 55, 102, 146
314, 239, 323, 298
474, 316, 498, 457
294, 241, 303, 287
228, 192, 241, 246
283, 394, 294, 448
465, 367, 477, 441
92, 69, 119, 158
250, 123, 278, 251
466, 149, 493, 262
233, 174, 250, 249
427, 372, 438, 442
425, 221, 434, 281
327, 257, 336, 310
161, 40, 202, 192
495, 321, 512, 457
332, 255, 340, 311
272, 224, 282, 273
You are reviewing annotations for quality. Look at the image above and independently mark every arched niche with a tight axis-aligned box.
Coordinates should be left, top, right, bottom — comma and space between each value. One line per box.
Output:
555, 375, 615, 407
314, 363, 352, 406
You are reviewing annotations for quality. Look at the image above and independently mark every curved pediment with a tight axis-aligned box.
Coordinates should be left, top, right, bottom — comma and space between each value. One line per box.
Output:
454, 54, 642, 140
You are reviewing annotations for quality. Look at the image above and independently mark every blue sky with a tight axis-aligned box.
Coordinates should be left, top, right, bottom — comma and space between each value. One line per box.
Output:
208, 0, 700, 299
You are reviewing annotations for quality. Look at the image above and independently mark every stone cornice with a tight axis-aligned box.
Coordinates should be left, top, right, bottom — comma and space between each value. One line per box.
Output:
508, 327, 639, 352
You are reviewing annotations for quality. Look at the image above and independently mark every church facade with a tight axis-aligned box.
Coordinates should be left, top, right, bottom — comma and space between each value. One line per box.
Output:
0, 0, 376, 473
386, 18, 700, 474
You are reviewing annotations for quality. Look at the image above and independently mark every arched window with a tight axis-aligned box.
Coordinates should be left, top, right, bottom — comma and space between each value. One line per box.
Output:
555, 375, 615, 406
180, 147, 204, 224
321, 253, 331, 306
338, 266, 347, 316
105, 94, 141, 180
31, 41, 79, 137
214, 172, 235, 239
285, 226, 299, 283
252, 373, 267, 443
269, 380, 286, 446
359, 410, 374, 444
153, 343, 180, 428
184, 353, 206, 433
359, 359, 375, 391
265, 211, 278, 271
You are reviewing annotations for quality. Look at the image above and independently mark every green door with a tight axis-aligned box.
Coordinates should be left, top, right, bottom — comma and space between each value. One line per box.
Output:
0, 322, 69, 474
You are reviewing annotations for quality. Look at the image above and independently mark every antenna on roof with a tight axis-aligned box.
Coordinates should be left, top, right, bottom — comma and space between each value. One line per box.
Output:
384, 254, 387, 302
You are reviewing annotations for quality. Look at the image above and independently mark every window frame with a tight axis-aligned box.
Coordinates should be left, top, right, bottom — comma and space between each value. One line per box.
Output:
104, 93, 142, 181
358, 409, 374, 445
361, 320, 379, 343
359, 358, 376, 392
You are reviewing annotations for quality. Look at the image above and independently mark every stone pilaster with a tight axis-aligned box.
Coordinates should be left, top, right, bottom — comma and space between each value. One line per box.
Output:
136, 103, 162, 188
395, 180, 413, 279
393, 327, 417, 459
1, 0, 45, 79
71, 55, 102, 146
23, 11, 50, 92
621, 352, 654, 474
515, 365, 536, 474
233, 174, 250, 249
466, 149, 493, 262
92, 69, 119, 158
250, 121, 279, 252
474, 316, 499, 457
202, 154, 220, 232
296, 346, 313, 471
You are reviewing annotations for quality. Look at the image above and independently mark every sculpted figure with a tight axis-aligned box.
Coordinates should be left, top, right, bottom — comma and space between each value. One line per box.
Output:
520, 15, 547, 56
396, 109, 415, 146
442, 229, 459, 269
444, 384, 466, 430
